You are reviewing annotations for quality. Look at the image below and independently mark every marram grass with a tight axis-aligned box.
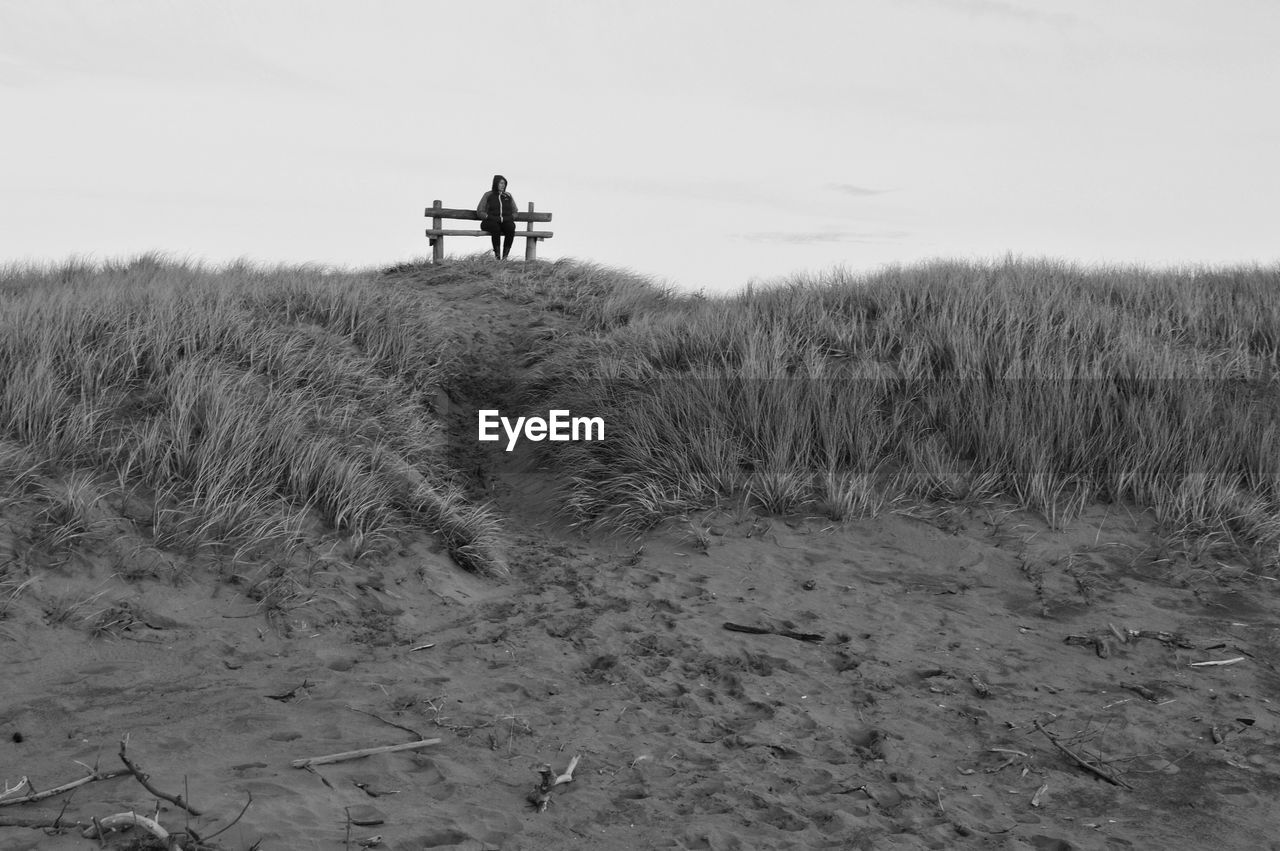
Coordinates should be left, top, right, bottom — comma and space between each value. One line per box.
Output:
3, 253, 1279, 583
0, 254, 505, 577
536, 258, 1280, 567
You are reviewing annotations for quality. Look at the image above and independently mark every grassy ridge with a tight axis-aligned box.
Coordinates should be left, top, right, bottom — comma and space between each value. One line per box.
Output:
386, 254, 676, 333
0, 254, 503, 576
536, 259, 1280, 565
3, 253, 1278, 589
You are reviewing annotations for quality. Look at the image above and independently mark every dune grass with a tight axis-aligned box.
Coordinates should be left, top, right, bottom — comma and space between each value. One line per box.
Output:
537, 258, 1280, 566
4, 252, 1277, 585
0, 254, 505, 578
385, 253, 676, 332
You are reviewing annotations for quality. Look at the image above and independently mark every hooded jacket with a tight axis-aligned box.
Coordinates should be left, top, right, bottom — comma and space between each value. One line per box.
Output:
477, 175, 516, 222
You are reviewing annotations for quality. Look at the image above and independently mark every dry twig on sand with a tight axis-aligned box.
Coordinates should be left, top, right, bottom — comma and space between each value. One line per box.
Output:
723, 622, 824, 643
82, 811, 183, 850
1033, 719, 1133, 790
0, 815, 88, 829
1, 744, 250, 846
118, 736, 202, 816
1030, 783, 1049, 807
291, 738, 442, 768
0, 777, 28, 802
1190, 657, 1245, 667
0, 768, 129, 808
197, 791, 253, 844
1122, 683, 1159, 701
346, 705, 425, 740
1064, 627, 1196, 658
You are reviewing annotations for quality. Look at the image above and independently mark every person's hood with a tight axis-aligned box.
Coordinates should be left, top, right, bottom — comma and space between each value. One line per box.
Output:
492, 174, 507, 193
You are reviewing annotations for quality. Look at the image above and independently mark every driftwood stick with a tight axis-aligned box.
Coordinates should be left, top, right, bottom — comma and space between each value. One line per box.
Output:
82, 811, 182, 849
0, 814, 88, 829
1132, 629, 1195, 648
989, 748, 1029, 757
119, 738, 202, 816
554, 754, 581, 786
723, 622, 824, 643
0, 769, 129, 807
291, 738, 442, 768
346, 705, 425, 741
53, 787, 77, 829
1033, 720, 1133, 790
723, 623, 773, 635
302, 764, 334, 789
200, 792, 253, 843
1030, 782, 1049, 807
0, 777, 29, 802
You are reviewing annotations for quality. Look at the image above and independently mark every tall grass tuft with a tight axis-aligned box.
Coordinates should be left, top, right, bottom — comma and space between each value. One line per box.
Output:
538, 258, 1280, 565
0, 256, 505, 577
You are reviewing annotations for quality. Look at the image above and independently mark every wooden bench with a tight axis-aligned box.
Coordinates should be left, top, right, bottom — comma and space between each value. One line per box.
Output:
424, 200, 554, 262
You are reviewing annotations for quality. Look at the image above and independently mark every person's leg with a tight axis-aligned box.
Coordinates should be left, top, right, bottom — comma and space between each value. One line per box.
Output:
481, 217, 501, 258
501, 219, 516, 259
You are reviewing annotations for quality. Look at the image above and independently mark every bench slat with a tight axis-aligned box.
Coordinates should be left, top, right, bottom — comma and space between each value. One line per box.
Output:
424, 207, 552, 223
426, 229, 554, 238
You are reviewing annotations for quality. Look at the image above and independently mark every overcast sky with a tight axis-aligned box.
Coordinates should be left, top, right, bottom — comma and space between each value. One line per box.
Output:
2, 0, 1277, 292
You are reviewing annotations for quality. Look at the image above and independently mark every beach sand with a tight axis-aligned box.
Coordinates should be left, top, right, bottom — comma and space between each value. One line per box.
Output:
5, 466, 1280, 849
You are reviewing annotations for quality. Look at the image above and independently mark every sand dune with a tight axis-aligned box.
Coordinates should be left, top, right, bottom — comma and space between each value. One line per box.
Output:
4, 262, 1280, 849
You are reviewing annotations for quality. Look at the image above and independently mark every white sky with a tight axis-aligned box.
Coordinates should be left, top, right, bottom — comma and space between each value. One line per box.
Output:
2, 0, 1277, 292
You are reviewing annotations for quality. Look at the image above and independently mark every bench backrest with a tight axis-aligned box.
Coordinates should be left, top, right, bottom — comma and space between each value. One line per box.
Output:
423, 203, 552, 223
424, 199, 554, 262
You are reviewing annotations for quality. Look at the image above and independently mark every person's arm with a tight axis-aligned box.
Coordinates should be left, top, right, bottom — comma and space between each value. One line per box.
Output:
477, 192, 490, 217
508, 194, 517, 218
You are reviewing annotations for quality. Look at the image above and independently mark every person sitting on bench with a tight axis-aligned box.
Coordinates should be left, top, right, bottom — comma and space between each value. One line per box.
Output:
477, 174, 517, 260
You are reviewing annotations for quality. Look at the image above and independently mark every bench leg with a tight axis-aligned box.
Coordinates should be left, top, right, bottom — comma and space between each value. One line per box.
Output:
525, 237, 537, 263
430, 201, 445, 263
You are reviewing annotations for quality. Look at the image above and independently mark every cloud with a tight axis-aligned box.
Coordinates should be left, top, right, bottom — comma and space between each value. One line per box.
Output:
828, 183, 888, 197
0, 6, 325, 93
740, 231, 909, 245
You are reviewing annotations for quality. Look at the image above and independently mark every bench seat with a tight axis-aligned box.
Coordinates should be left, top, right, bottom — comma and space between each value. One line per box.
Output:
425, 228, 555, 239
